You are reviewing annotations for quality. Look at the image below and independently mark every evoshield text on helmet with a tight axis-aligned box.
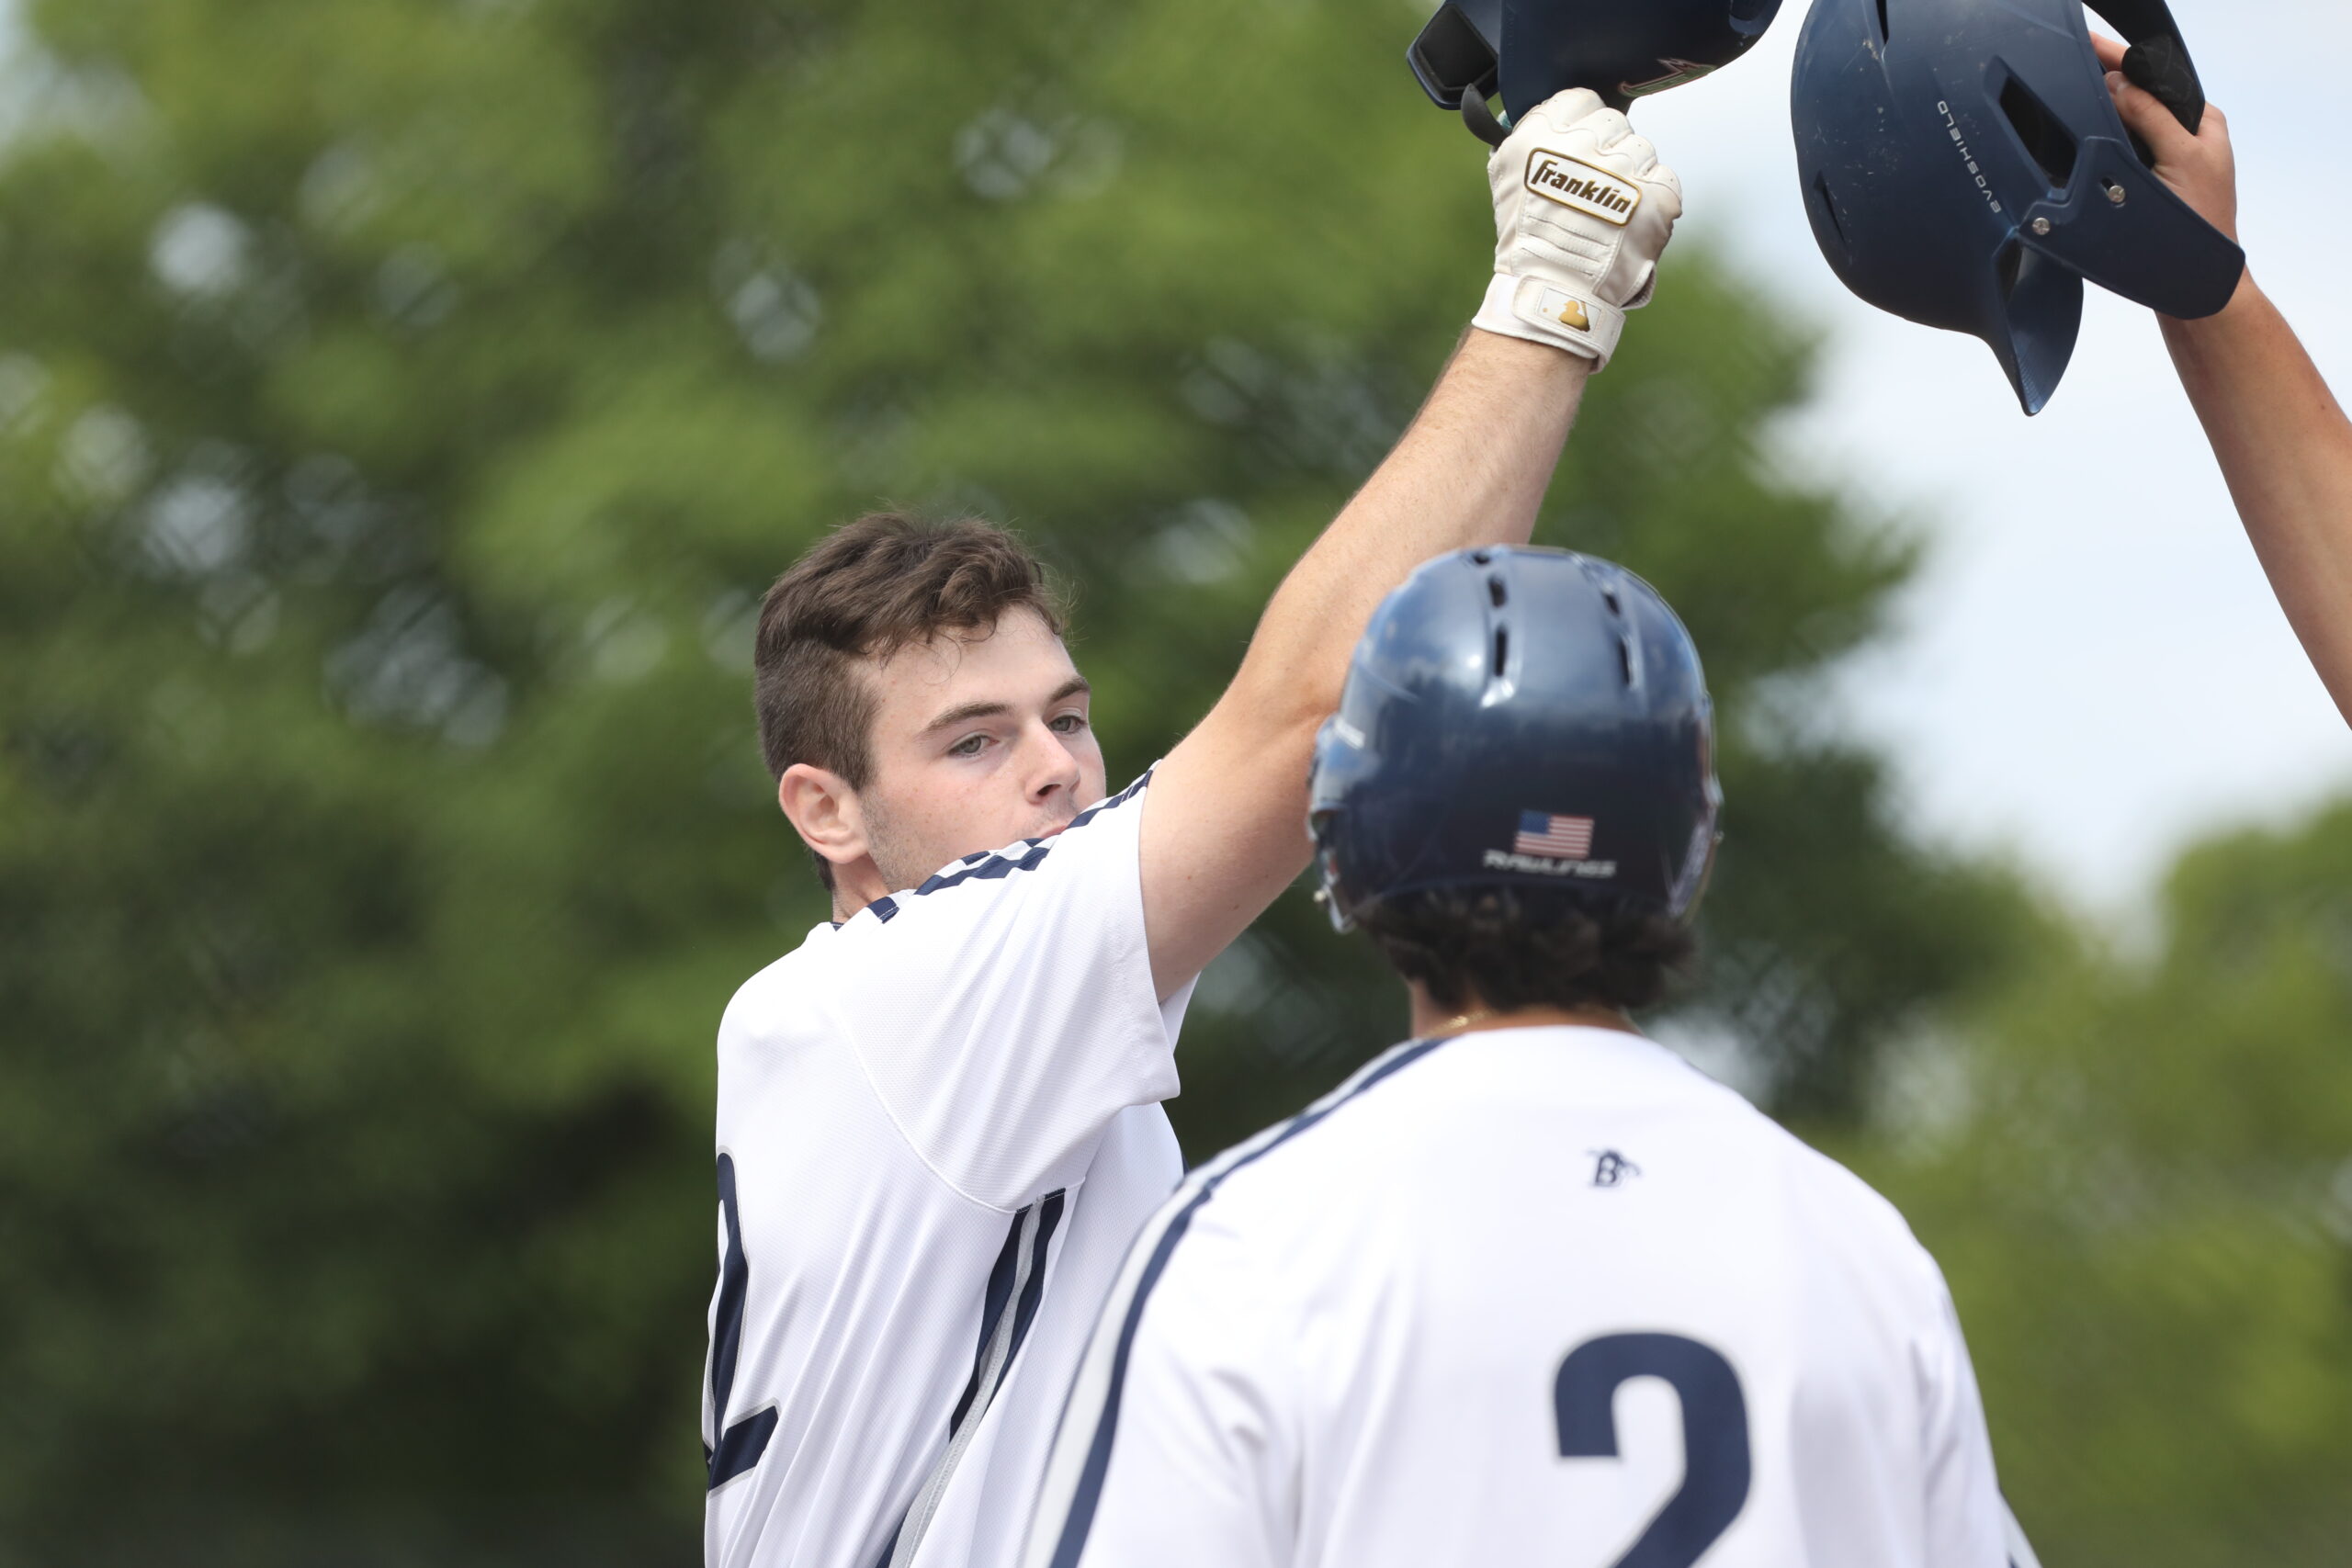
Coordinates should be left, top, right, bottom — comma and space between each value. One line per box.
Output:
1308, 547, 1721, 931
1792, 0, 2245, 414
1412, 0, 1784, 144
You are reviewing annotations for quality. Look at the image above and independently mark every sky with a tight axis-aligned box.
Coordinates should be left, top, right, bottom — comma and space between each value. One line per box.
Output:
1628, 0, 2352, 914
6, 0, 2347, 915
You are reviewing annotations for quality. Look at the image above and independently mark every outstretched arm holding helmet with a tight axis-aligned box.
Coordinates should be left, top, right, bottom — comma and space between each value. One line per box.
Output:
1137, 90, 1681, 998
2100, 39, 2352, 726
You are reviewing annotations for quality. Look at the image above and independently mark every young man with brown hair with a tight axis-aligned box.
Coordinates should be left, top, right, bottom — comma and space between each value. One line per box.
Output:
701, 89, 1682, 1568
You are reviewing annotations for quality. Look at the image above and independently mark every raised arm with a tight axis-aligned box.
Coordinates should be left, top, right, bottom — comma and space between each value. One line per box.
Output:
1139, 90, 1682, 998
2100, 40, 2352, 725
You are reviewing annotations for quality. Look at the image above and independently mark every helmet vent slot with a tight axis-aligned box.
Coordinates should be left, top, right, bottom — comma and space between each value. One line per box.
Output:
1617, 637, 1635, 687
1601, 586, 1623, 616
1491, 627, 1510, 680
1488, 575, 1508, 608
1998, 73, 2079, 190
1874, 0, 1892, 44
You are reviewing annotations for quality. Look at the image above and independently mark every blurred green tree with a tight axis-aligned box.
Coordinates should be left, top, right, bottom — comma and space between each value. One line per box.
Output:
1842, 803, 2352, 1567
0, 0, 2026, 1556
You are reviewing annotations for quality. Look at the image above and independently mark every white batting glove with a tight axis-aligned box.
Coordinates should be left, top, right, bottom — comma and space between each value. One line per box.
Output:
1473, 89, 1683, 368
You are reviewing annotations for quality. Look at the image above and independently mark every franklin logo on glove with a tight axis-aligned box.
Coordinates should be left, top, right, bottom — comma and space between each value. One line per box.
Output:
1524, 154, 1641, 226
1475, 88, 1681, 369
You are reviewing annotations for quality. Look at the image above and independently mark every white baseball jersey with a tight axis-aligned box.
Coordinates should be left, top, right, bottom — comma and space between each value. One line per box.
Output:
1025, 1025, 2040, 1568
705, 772, 1194, 1568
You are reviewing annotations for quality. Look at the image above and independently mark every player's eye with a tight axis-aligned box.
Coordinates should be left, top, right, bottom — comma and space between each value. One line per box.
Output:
948, 733, 989, 758
1049, 712, 1088, 735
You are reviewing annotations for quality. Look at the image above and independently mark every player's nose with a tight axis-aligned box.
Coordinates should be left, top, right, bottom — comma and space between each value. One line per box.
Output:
1028, 720, 1082, 803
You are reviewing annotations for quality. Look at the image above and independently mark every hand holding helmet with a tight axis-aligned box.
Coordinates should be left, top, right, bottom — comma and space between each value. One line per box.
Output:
2095, 31, 2240, 249
1473, 90, 1682, 367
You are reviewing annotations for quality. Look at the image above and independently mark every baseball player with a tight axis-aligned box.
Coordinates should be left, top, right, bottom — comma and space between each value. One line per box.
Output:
703, 90, 1682, 1568
1023, 547, 2041, 1568
2101, 43, 2352, 726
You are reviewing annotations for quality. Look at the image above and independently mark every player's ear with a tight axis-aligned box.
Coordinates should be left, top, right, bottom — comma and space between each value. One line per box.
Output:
778, 763, 868, 875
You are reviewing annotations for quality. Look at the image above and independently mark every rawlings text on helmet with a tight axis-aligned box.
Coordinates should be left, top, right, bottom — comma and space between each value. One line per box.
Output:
1483, 851, 1622, 879
1524, 152, 1641, 227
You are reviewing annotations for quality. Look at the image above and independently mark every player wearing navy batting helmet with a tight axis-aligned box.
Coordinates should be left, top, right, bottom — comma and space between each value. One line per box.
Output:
1023, 547, 2044, 1568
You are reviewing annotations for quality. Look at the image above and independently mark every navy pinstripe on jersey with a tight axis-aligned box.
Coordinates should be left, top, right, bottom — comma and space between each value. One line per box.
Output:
1022, 1022, 2037, 1568
824, 773, 1155, 934
913, 774, 1152, 899
1030, 1036, 1453, 1568
877, 1190, 1069, 1568
706, 764, 1186, 1568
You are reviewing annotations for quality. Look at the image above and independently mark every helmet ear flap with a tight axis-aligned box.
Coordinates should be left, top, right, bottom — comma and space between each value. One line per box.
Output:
1984, 239, 2085, 416
2007, 131, 2242, 322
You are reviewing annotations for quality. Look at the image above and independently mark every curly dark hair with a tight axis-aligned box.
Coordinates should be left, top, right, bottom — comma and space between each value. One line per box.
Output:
1351, 884, 1696, 1017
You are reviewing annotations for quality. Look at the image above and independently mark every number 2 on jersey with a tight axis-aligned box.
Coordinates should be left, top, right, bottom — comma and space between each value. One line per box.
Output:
1553, 1333, 1751, 1568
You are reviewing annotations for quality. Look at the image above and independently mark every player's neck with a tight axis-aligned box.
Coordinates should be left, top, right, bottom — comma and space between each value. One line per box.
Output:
828, 856, 894, 924
1406, 987, 1640, 1042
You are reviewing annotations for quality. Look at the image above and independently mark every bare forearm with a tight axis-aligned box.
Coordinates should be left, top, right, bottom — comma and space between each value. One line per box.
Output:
1233, 330, 1589, 724
1137, 329, 1589, 994
1137, 91, 1671, 996
2164, 280, 2352, 722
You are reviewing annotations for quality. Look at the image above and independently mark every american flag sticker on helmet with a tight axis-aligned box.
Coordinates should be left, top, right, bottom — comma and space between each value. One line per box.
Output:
1513, 811, 1595, 861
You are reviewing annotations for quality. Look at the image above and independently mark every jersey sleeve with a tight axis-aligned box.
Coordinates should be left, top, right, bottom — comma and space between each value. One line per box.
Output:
823, 772, 1190, 1212
1916, 1263, 2018, 1568
1021, 1196, 1296, 1568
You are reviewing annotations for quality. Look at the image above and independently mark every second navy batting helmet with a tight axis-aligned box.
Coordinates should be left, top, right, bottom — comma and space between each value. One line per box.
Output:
1792, 0, 2245, 414
1309, 547, 1721, 930
1411, 0, 1784, 144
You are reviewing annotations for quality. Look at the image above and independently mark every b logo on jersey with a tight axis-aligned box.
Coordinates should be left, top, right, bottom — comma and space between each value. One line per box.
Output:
1524, 152, 1642, 227
1589, 1149, 1641, 1189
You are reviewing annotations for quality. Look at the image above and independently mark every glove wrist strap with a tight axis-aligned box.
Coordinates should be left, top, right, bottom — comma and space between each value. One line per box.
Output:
1472, 273, 1625, 367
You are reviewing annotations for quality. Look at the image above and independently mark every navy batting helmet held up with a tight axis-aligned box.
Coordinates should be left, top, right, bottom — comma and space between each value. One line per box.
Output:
1792, 0, 2245, 414
1309, 547, 1721, 931
1412, 0, 1783, 144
